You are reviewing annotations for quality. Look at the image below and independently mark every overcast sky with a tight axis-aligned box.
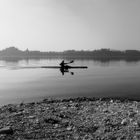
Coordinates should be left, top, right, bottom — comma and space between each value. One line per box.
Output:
0, 0, 140, 51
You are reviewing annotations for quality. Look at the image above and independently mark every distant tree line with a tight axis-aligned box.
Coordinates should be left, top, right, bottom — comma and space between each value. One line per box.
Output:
0, 47, 140, 60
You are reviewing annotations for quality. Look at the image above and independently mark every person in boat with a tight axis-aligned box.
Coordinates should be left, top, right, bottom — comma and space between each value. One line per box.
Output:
59, 60, 74, 68
59, 60, 66, 68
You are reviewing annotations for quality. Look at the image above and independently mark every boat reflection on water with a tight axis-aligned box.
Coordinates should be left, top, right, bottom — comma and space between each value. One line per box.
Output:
57, 60, 87, 75
60, 67, 74, 75
42, 60, 88, 76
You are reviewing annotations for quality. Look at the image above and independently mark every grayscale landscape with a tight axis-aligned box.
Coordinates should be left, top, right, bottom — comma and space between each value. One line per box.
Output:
0, 0, 140, 139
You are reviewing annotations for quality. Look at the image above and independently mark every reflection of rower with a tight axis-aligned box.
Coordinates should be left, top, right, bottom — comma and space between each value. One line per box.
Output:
60, 67, 69, 75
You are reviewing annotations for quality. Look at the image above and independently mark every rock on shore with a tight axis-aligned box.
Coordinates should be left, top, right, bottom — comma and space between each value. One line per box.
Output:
0, 97, 140, 139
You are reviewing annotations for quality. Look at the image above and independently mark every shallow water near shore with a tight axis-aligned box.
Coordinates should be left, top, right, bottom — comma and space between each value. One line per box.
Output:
0, 58, 140, 105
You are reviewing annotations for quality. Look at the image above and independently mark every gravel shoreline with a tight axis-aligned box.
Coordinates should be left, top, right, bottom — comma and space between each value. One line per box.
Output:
0, 97, 140, 140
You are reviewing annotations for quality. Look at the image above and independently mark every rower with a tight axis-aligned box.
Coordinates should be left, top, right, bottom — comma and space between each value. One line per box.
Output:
59, 60, 74, 68
59, 60, 66, 67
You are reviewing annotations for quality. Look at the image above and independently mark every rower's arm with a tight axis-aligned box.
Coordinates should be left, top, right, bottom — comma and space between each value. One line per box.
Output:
64, 62, 69, 65
65, 60, 74, 65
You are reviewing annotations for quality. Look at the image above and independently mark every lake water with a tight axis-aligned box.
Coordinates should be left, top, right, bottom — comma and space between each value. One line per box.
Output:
0, 58, 140, 105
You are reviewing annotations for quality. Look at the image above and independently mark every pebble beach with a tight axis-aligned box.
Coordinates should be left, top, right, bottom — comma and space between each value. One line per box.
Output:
0, 97, 140, 140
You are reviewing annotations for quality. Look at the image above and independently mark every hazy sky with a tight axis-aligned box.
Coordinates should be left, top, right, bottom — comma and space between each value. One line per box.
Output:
0, 0, 140, 51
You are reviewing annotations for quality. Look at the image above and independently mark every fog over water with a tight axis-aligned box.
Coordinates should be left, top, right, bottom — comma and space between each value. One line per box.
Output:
0, 58, 140, 105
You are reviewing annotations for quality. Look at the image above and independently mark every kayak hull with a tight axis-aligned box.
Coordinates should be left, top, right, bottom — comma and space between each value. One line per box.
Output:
41, 66, 88, 69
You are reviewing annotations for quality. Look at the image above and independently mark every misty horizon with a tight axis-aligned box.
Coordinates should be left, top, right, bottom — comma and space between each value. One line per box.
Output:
1, 46, 140, 53
0, 0, 140, 51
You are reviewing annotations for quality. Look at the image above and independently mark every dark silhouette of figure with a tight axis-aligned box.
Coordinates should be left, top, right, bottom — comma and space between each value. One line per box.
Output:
59, 60, 74, 67
59, 60, 65, 67
59, 60, 74, 75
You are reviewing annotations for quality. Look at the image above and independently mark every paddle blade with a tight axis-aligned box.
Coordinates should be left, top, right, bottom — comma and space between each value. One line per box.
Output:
70, 60, 74, 63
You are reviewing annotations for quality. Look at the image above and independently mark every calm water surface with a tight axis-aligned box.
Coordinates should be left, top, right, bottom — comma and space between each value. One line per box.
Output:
0, 59, 140, 105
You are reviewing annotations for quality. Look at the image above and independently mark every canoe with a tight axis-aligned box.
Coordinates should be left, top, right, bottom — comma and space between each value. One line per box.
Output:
41, 66, 88, 69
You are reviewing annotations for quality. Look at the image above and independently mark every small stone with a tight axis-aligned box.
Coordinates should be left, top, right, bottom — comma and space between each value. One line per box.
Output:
129, 112, 137, 118
44, 118, 60, 124
35, 118, 39, 123
0, 126, 13, 135
137, 121, 140, 127
28, 116, 35, 119
69, 100, 73, 103
110, 100, 113, 103
62, 106, 67, 109
121, 119, 128, 125
8, 107, 17, 113
66, 126, 72, 131
14, 112, 23, 116
54, 124, 59, 128
20, 102, 24, 107
83, 134, 93, 140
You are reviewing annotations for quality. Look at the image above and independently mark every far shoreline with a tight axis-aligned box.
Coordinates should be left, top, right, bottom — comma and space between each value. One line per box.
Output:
2, 95, 140, 107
